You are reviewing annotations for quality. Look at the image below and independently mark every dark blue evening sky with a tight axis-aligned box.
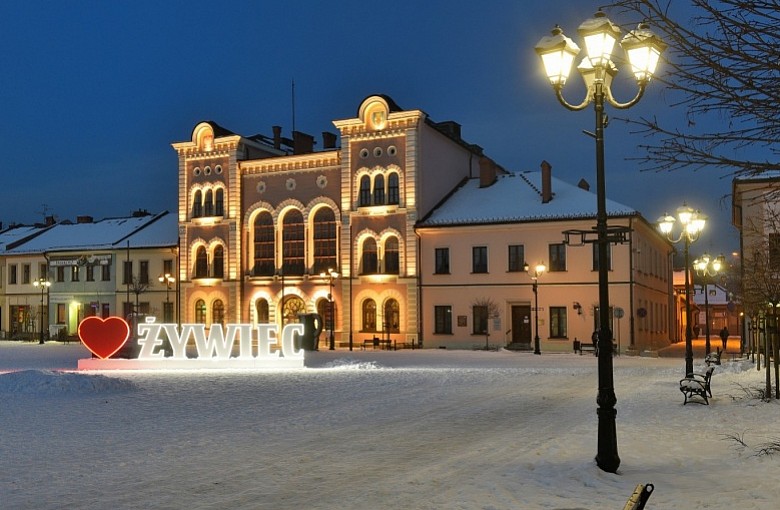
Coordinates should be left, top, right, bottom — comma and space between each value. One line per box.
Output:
0, 1, 742, 255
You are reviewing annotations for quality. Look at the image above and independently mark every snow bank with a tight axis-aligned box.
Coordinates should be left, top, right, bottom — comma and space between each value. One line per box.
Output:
0, 369, 136, 395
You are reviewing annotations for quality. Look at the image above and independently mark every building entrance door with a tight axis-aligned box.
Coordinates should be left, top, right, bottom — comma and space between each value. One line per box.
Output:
510, 305, 532, 350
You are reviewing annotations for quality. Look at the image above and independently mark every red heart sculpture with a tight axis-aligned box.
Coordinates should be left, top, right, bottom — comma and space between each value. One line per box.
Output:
78, 316, 131, 359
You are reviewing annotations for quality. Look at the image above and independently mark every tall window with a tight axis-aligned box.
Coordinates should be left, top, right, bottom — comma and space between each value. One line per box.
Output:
212, 299, 225, 326
359, 175, 371, 207
22, 264, 30, 284
195, 299, 207, 323
195, 247, 208, 278
253, 211, 275, 276
57, 266, 65, 283
215, 188, 224, 217
384, 236, 399, 274
373, 174, 385, 204
473, 305, 488, 335
282, 210, 305, 275
770, 233, 780, 270
213, 246, 224, 279
313, 208, 337, 273
508, 245, 525, 272
123, 261, 132, 285
472, 246, 488, 273
204, 189, 214, 216
255, 298, 269, 323
435, 248, 450, 274
86, 265, 95, 282
101, 264, 111, 282
362, 299, 377, 331
192, 190, 203, 218
592, 243, 612, 271
387, 173, 400, 205
550, 306, 567, 338
71, 265, 80, 282
361, 238, 378, 274
8, 264, 16, 285
434, 305, 452, 334
139, 260, 149, 284
39, 263, 47, 280
383, 299, 400, 333
549, 243, 566, 271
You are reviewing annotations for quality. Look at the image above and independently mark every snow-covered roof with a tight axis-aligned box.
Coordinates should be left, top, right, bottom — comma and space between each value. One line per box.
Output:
418, 171, 637, 227
0, 225, 46, 252
4, 212, 178, 254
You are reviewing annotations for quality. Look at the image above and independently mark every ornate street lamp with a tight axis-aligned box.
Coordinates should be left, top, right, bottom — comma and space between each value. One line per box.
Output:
33, 277, 51, 344
535, 10, 665, 474
524, 262, 546, 355
693, 253, 724, 355
320, 268, 339, 350
158, 273, 176, 322
658, 205, 706, 376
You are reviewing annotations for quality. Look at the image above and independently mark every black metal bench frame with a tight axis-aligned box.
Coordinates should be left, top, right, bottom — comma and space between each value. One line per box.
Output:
679, 366, 715, 405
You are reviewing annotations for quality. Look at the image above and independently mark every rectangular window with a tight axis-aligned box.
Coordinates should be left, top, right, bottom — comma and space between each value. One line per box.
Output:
86, 265, 95, 282
139, 261, 149, 284
57, 303, 67, 324
592, 243, 612, 271
472, 246, 488, 273
771, 233, 780, 270
39, 263, 48, 280
549, 243, 566, 271
8, 264, 17, 285
434, 306, 452, 334
164, 259, 174, 276
56, 266, 65, 282
435, 248, 450, 274
473, 305, 488, 335
22, 264, 31, 284
71, 265, 79, 282
123, 261, 133, 285
163, 302, 174, 322
550, 306, 567, 338
102, 264, 111, 282
508, 244, 525, 272
102, 303, 110, 319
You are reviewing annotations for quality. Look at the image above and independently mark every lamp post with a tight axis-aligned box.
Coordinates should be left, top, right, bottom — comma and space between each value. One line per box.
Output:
524, 262, 546, 355
158, 273, 175, 322
33, 277, 51, 344
320, 268, 339, 350
658, 205, 706, 376
535, 10, 665, 474
693, 253, 724, 355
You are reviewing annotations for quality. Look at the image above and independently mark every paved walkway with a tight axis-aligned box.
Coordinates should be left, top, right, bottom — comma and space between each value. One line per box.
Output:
657, 337, 744, 358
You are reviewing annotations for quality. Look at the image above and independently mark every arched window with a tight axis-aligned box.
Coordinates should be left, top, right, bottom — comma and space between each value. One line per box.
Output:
282, 295, 305, 325
212, 299, 225, 326
215, 188, 224, 217
359, 175, 371, 206
383, 299, 400, 333
282, 210, 305, 275
195, 246, 208, 278
253, 211, 275, 276
313, 208, 337, 273
212, 245, 224, 279
192, 190, 203, 218
361, 238, 378, 274
373, 174, 385, 205
255, 298, 269, 323
204, 189, 214, 216
384, 236, 399, 274
317, 298, 335, 334
362, 299, 376, 332
387, 173, 399, 205
195, 299, 207, 324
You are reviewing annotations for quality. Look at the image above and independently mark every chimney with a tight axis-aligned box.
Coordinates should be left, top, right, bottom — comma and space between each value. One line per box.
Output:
292, 131, 314, 155
577, 178, 590, 191
541, 160, 553, 203
479, 157, 498, 188
322, 131, 338, 149
45, 216, 56, 226
272, 125, 282, 150
436, 120, 462, 140
77, 215, 93, 224
132, 209, 150, 217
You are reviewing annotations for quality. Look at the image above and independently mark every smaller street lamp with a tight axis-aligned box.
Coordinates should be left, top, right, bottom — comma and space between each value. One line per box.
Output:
524, 262, 547, 355
32, 277, 51, 345
693, 253, 724, 355
158, 273, 176, 322
320, 268, 339, 350
657, 204, 706, 376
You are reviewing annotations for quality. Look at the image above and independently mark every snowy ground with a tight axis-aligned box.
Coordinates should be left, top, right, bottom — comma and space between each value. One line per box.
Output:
1, 342, 779, 509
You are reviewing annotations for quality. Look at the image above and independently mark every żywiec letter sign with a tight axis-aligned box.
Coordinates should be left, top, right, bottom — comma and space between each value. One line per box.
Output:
77, 316, 305, 370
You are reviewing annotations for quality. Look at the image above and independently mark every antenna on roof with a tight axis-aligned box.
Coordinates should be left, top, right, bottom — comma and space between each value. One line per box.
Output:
40, 203, 49, 223
291, 78, 296, 133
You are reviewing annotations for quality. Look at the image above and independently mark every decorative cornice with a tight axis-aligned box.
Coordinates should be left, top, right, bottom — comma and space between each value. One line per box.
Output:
240, 151, 340, 175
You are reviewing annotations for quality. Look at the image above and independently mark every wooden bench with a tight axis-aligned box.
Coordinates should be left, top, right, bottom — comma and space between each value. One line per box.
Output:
705, 349, 722, 366
679, 366, 715, 405
573, 339, 597, 356
361, 337, 393, 350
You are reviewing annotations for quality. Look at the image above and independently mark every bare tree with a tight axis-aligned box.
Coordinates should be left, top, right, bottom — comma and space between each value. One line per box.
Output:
608, 0, 780, 177
472, 297, 501, 350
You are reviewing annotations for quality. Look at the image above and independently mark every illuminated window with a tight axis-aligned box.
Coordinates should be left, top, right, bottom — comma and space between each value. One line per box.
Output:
550, 307, 567, 338
388, 173, 399, 205
373, 174, 385, 204
195, 247, 208, 278
212, 299, 225, 326
383, 299, 400, 333
282, 295, 305, 325
253, 212, 275, 276
384, 236, 399, 274
282, 210, 304, 275
313, 208, 337, 273
71, 265, 79, 282
255, 298, 269, 323
362, 299, 376, 332
195, 299, 206, 323
359, 175, 371, 206
212, 245, 224, 279
361, 238, 378, 274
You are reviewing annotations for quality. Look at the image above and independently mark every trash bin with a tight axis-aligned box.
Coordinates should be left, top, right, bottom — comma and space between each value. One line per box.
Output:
296, 313, 323, 351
